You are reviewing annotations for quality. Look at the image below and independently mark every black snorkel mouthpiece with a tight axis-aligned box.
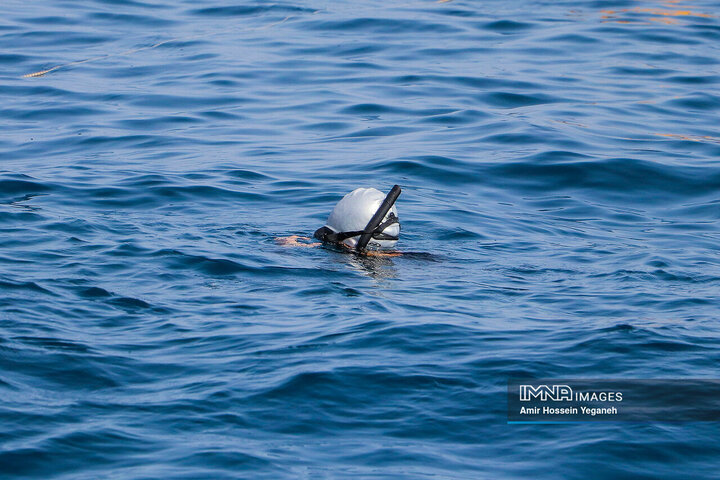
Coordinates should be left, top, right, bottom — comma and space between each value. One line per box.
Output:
355, 185, 402, 252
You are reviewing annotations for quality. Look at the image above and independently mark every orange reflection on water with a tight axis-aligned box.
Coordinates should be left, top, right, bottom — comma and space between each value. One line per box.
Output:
634, 8, 712, 18
600, 5, 714, 24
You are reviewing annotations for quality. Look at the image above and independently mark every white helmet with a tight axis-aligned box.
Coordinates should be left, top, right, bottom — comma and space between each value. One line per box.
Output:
314, 186, 401, 250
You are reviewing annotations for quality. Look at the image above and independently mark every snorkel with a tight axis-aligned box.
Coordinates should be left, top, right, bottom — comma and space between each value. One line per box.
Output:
354, 185, 401, 252
314, 185, 402, 253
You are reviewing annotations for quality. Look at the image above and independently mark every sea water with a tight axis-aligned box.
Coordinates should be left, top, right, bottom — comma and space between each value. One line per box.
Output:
1, 1, 720, 478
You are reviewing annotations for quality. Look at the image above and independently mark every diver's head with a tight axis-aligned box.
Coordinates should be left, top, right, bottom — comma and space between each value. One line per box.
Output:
314, 185, 401, 251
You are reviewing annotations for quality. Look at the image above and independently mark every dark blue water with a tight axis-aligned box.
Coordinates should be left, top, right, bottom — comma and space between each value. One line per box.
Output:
2, 0, 720, 478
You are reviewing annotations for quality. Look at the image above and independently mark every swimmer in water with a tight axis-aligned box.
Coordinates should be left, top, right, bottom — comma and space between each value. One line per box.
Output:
276, 185, 403, 257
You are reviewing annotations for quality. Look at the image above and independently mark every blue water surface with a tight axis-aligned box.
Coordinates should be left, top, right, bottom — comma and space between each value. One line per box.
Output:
2, 0, 720, 478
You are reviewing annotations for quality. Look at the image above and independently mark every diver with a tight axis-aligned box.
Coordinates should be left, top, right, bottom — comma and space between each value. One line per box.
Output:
276, 185, 403, 257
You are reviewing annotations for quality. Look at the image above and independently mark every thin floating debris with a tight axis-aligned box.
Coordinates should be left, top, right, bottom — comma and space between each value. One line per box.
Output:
22, 16, 292, 78
655, 133, 720, 144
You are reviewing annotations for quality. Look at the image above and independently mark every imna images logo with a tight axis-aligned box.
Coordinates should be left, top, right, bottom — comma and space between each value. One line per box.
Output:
519, 384, 573, 402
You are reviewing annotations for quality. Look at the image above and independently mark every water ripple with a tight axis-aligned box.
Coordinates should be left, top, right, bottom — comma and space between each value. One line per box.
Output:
2, 0, 720, 478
